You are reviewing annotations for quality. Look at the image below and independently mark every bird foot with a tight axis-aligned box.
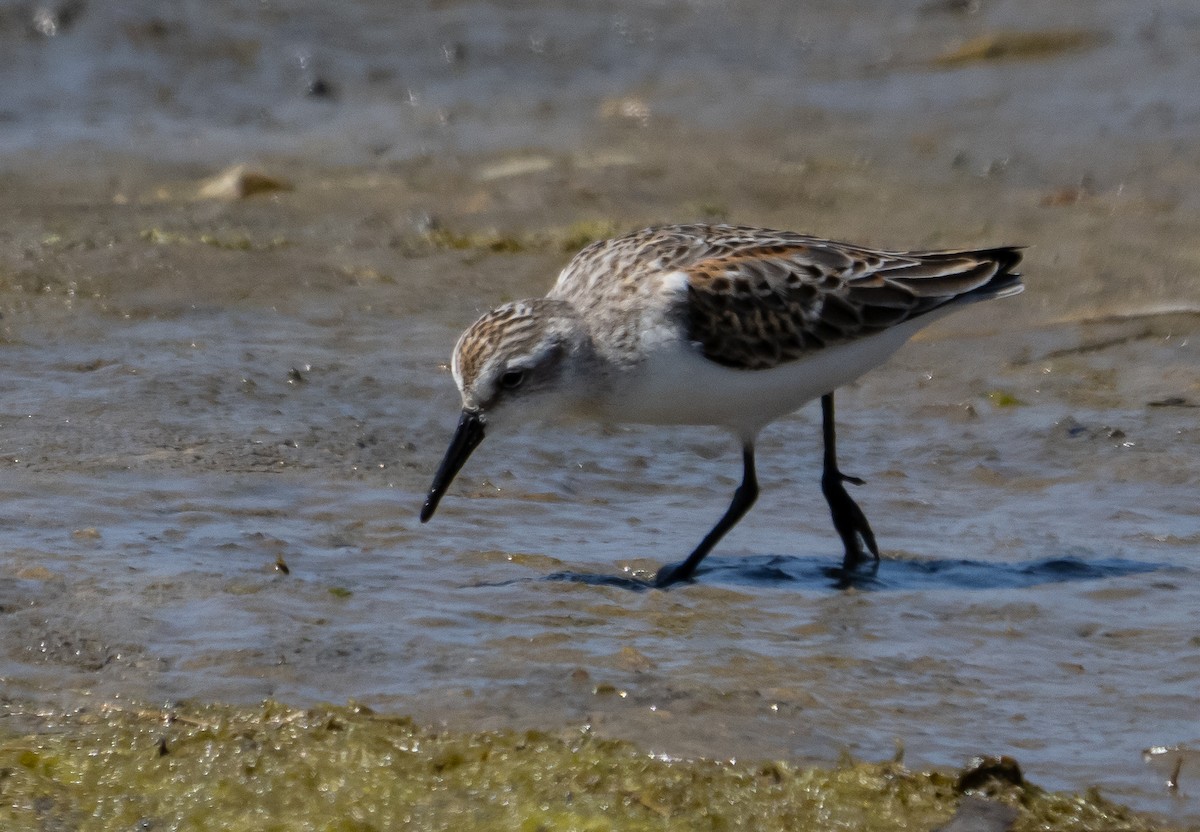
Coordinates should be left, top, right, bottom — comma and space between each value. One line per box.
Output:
821, 469, 880, 572
652, 561, 695, 588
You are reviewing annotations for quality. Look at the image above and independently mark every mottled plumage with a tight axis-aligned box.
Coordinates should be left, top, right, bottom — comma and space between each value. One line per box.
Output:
422, 223, 1024, 586
549, 224, 1022, 371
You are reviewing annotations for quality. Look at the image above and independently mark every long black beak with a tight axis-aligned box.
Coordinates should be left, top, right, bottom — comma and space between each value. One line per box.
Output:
420, 409, 486, 522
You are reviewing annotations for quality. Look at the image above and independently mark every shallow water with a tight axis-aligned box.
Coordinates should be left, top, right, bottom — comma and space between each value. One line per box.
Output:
2, 0, 1200, 826
2, 267, 1198, 821
6, 0, 1200, 199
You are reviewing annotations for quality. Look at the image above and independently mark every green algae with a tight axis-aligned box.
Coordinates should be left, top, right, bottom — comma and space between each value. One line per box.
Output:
554, 220, 623, 253
139, 228, 291, 251
0, 701, 1176, 832
933, 30, 1107, 68
422, 227, 530, 254
416, 220, 623, 258
987, 390, 1026, 408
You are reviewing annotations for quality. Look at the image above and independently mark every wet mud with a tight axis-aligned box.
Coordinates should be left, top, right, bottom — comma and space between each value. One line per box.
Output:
2, 141, 1197, 827
2, 0, 1200, 828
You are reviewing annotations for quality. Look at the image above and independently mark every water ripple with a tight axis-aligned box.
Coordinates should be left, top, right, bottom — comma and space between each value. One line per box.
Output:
478, 555, 1169, 592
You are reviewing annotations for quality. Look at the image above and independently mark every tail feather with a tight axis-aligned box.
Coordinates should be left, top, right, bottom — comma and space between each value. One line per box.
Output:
848, 245, 1024, 326
951, 246, 1025, 304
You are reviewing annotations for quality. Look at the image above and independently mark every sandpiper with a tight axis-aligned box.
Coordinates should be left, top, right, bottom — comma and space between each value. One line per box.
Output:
421, 224, 1023, 586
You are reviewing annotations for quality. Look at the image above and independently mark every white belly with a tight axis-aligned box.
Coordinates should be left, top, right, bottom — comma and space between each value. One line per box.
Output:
596, 317, 928, 440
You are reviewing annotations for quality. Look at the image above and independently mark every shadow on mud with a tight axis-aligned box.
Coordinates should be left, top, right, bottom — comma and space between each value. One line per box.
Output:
692, 554, 1167, 591
486, 555, 1168, 592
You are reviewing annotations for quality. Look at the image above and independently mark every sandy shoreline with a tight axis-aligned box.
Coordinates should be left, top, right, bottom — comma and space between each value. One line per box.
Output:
4, 1, 1200, 823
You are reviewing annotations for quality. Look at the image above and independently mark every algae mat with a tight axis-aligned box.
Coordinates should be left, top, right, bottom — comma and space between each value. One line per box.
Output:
0, 701, 1178, 831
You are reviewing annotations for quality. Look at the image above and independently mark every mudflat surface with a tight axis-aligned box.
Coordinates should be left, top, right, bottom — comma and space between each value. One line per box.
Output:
1, 0, 1199, 826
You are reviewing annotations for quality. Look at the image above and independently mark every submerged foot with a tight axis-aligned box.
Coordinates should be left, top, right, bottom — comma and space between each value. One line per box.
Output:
653, 561, 696, 588
821, 469, 880, 572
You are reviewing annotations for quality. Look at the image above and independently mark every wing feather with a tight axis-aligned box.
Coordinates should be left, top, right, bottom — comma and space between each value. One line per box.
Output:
678, 230, 1023, 370
549, 224, 1022, 371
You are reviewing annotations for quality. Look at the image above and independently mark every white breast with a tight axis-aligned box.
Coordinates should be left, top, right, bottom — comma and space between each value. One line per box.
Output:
595, 316, 930, 441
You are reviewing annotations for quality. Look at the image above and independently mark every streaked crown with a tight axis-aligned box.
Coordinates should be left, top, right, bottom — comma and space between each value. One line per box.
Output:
451, 298, 588, 415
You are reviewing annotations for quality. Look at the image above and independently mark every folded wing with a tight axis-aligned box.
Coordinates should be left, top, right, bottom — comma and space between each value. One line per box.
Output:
681, 232, 1023, 370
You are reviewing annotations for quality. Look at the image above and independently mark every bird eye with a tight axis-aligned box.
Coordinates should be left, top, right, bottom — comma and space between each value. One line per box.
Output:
500, 369, 525, 390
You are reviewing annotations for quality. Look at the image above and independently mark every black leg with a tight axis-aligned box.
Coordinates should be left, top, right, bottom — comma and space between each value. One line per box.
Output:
655, 445, 759, 587
820, 392, 880, 571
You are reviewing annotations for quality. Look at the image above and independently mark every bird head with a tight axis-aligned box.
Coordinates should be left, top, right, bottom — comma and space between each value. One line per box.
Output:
420, 299, 595, 522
